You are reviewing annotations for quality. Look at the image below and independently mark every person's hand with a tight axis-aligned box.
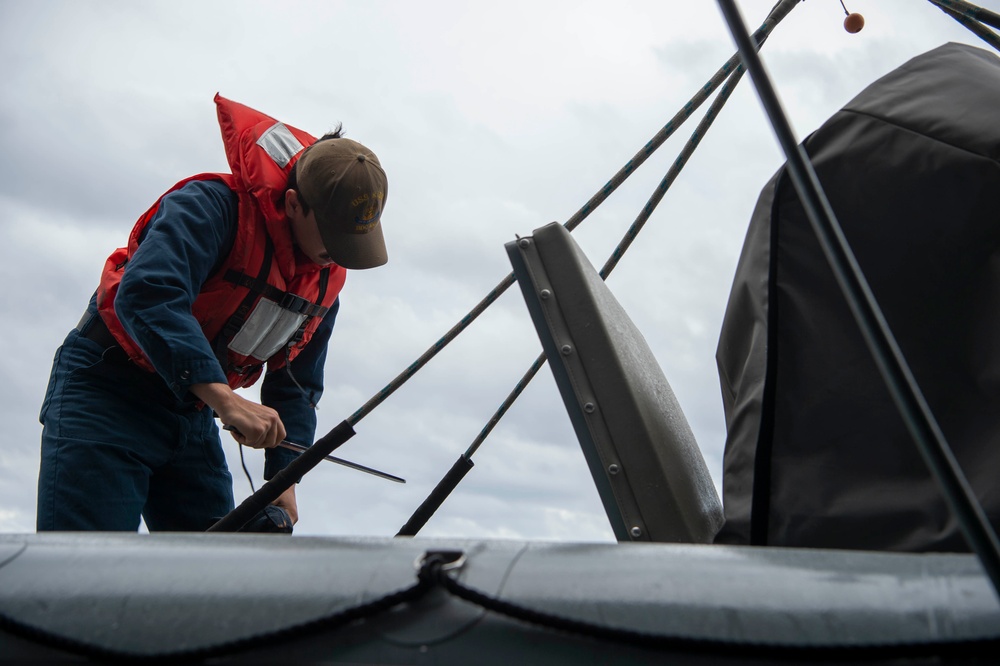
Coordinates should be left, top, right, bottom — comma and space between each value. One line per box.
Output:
272, 485, 298, 524
191, 382, 286, 449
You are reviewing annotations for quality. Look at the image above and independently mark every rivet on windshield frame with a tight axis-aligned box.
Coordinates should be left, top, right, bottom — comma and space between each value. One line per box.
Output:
540, 289, 551, 300
561, 345, 572, 355
631, 526, 642, 538
518, 238, 531, 249
608, 463, 620, 475
584, 402, 595, 413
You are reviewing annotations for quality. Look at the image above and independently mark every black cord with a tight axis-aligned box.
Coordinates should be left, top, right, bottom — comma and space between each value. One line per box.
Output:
0, 560, 437, 663
238, 443, 256, 494
426, 564, 999, 661
285, 344, 317, 409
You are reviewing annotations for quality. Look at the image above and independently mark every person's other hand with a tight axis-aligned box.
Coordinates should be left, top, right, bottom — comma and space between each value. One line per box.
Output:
272, 485, 298, 524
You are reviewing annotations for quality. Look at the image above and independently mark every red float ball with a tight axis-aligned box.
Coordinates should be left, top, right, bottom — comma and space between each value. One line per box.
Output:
844, 12, 865, 34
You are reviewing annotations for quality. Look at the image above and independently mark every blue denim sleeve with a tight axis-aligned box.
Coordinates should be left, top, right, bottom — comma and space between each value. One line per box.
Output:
261, 299, 339, 479
115, 180, 238, 397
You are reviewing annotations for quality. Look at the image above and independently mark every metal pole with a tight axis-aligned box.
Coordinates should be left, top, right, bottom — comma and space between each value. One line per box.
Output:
927, 0, 1000, 29
208, 420, 356, 532
928, 0, 1000, 52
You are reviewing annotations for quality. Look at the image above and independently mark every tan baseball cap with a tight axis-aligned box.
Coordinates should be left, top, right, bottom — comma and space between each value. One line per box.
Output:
296, 138, 388, 269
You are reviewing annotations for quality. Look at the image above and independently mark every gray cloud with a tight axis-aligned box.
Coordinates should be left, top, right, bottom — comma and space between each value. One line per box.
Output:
1, 0, 993, 539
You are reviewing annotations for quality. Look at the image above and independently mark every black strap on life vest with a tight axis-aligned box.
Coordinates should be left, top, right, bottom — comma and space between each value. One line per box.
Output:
214, 240, 332, 374
223, 268, 330, 319
214, 240, 274, 373
285, 266, 331, 347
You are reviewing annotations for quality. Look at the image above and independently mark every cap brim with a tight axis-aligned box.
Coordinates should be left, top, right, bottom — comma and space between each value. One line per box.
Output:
318, 218, 388, 270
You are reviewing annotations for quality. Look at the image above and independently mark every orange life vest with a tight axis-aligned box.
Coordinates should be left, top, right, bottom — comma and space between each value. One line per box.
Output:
97, 95, 346, 389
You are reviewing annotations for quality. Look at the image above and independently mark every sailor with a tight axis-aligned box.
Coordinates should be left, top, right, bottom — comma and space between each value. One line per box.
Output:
36, 95, 388, 531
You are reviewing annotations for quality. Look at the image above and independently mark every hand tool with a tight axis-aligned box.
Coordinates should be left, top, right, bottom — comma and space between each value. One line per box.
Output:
222, 425, 404, 484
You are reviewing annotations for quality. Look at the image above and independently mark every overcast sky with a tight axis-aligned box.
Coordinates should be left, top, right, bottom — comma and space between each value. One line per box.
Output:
1, 0, 996, 540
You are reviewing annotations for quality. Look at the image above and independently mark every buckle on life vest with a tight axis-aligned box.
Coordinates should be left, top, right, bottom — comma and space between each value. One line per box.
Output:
279, 293, 329, 319
280, 292, 311, 315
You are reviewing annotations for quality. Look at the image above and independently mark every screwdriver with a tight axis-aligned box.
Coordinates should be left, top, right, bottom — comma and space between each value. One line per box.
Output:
222, 424, 404, 483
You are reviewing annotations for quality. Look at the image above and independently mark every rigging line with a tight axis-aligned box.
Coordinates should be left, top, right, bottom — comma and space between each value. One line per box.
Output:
564, 0, 797, 233
466, 61, 751, 462
597, 67, 747, 282
465, 355, 545, 460
717, 0, 1000, 601
349, 0, 799, 428
928, 0, 1000, 30
397, 58, 756, 538
928, 0, 1000, 52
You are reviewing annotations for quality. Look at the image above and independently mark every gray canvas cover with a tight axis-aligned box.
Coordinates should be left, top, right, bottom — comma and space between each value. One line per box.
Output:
716, 43, 1000, 551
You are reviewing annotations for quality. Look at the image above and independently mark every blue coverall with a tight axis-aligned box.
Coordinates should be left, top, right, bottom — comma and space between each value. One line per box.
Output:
37, 180, 337, 531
